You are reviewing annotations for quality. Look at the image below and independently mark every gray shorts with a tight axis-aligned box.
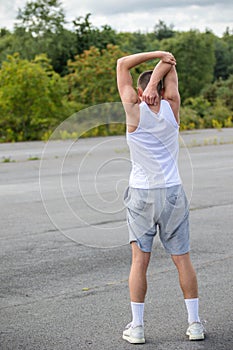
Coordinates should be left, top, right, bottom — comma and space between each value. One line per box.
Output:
124, 185, 190, 255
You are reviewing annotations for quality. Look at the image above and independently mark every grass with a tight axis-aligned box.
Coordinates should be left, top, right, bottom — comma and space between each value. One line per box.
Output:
1, 156, 15, 163
180, 137, 233, 148
27, 156, 40, 161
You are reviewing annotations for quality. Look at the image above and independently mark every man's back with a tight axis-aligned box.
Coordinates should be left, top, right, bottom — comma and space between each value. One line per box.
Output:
127, 99, 181, 189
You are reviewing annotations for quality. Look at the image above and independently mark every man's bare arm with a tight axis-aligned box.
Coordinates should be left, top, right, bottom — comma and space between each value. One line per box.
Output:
163, 66, 180, 124
116, 51, 176, 104
142, 61, 173, 105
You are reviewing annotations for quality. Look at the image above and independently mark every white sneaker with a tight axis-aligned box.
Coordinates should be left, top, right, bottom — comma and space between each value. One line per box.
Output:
122, 323, 145, 344
186, 322, 205, 340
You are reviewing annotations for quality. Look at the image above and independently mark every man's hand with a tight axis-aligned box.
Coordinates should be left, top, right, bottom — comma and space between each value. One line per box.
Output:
160, 51, 176, 65
142, 53, 176, 105
142, 85, 159, 106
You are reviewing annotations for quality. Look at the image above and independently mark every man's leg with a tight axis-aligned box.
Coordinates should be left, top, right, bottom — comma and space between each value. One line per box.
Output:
129, 242, 151, 302
171, 253, 198, 299
129, 242, 150, 328
172, 253, 200, 322
123, 242, 150, 344
172, 253, 205, 340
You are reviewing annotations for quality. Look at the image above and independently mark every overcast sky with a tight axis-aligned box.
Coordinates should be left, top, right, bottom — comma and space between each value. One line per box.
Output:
0, 0, 232, 37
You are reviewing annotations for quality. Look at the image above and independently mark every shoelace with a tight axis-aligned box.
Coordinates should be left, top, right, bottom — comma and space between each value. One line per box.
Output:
125, 322, 132, 329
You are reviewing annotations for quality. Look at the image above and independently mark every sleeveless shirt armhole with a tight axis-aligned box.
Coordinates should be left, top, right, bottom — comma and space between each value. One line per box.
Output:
162, 100, 179, 129
127, 102, 146, 135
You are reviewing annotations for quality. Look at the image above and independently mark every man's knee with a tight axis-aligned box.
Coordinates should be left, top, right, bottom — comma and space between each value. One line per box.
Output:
171, 252, 190, 268
131, 242, 151, 267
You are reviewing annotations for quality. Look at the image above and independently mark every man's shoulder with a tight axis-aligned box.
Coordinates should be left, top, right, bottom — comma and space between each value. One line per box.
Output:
161, 98, 174, 111
161, 98, 170, 106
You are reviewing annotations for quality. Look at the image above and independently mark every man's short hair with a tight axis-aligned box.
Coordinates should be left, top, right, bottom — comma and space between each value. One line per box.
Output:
137, 70, 163, 95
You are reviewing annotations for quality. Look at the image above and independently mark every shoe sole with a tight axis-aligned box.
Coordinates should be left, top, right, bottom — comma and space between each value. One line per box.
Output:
122, 334, 145, 344
186, 331, 205, 340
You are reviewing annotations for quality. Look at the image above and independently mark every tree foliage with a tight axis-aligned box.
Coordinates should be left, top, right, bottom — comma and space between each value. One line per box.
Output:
154, 20, 175, 40
0, 0, 233, 141
16, 0, 66, 36
160, 30, 215, 100
214, 38, 231, 80
73, 13, 117, 54
0, 54, 67, 142
66, 45, 126, 105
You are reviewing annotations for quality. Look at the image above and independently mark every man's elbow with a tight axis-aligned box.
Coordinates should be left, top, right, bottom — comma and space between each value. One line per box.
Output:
117, 57, 126, 68
164, 91, 180, 103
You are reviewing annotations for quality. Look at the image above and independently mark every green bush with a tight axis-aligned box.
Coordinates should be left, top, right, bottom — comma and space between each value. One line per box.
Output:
205, 99, 233, 128
179, 106, 204, 130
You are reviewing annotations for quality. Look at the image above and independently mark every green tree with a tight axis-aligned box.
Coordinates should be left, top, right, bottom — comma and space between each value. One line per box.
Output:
10, 0, 76, 75
0, 54, 67, 142
116, 31, 160, 53
222, 28, 233, 76
203, 75, 233, 111
6, 26, 77, 76
161, 30, 215, 100
0, 29, 15, 64
214, 37, 231, 80
124, 31, 149, 52
73, 13, 94, 54
16, 0, 65, 36
154, 20, 175, 40
73, 13, 117, 54
66, 44, 127, 105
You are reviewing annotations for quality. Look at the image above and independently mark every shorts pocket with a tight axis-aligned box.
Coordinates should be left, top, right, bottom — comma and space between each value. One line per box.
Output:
124, 187, 148, 211
131, 198, 147, 211
164, 187, 189, 234
130, 188, 149, 211
166, 186, 183, 206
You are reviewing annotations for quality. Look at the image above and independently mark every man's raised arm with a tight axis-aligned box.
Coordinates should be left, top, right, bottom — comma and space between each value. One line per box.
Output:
141, 60, 174, 105
116, 51, 176, 104
141, 57, 180, 124
163, 66, 180, 124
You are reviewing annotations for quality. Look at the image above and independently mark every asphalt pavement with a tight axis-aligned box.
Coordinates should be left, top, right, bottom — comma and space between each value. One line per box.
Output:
0, 128, 233, 350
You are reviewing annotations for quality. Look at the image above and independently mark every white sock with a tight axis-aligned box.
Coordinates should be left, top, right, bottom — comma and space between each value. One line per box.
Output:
131, 302, 144, 327
185, 298, 200, 324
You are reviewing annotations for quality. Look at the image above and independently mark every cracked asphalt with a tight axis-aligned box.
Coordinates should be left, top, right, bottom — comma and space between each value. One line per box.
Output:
0, 128, 232, 350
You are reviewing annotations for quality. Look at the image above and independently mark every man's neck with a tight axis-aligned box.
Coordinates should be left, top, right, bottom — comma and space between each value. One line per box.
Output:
148, 102, 161, 114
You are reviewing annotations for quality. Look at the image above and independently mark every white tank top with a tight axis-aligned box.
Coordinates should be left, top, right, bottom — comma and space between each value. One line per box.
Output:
127, 100, 181, 189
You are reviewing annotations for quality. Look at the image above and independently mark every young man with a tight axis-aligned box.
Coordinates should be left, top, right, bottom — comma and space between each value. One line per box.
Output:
116, 51, 205, 344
